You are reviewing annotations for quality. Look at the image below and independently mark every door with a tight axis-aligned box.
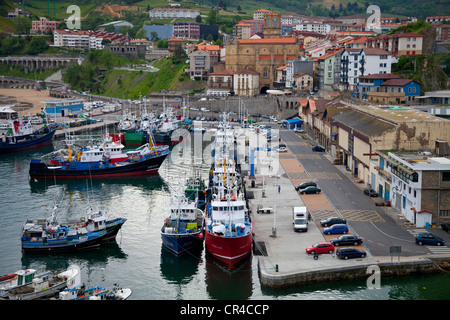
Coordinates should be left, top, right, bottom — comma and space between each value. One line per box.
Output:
378, 184, 383, 198
371, 173, 376, 190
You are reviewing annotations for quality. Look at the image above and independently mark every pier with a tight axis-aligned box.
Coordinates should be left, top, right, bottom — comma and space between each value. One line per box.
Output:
245, 125, 450, 288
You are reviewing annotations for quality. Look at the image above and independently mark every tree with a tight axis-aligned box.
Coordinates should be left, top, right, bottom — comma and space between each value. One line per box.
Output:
150, 31, 159, 41
136, 28, 148, 40
206, 9, 218, 25
27, 37, 49, 55
14, 16, 31, 34
196, 15, 202, 23
237, 5, 241, 11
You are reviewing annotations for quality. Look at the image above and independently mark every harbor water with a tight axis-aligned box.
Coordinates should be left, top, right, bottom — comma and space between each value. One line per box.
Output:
1, 132, 450, 300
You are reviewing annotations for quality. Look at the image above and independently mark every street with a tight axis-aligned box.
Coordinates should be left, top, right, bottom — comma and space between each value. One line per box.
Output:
273, 123, 450, 257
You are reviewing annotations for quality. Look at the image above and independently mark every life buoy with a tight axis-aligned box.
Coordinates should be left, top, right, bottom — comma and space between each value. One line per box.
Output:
81, 217, 85, 222
82, 157, 86, 161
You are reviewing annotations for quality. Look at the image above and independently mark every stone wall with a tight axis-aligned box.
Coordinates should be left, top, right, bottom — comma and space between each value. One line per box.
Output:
258, 257, 448, 288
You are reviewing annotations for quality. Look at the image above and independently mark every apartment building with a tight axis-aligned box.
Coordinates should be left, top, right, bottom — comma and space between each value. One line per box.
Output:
294, 22, 331, 34
233, 69, 260, 96
207, 69, 234, 96
54, 30, 127, 50
366, 33, 424, 57
149, 8, 200, 20
173, 21, 200, 40
189, 49, 219, 81
316, 48, 343, 90
340, 48, 392, 90
253, 9, 272, 20
31, 17, 59, 34
233, 23, 252, 39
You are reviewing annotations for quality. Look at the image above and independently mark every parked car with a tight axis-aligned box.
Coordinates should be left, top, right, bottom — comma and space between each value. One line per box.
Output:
323, 224, 349, 235
295, 181, 317, 191
336, 247, 367, 259
305, 242, 334, 255
299, 186, 321, 194
441, 223, 450, 233
312, 145, 325, 152
364, 188, 378, 197
415, 233, 445, 246
276, 144, 287, 152
293, 128, 304, 133
330, 235, 363, 246
320, 217, 347, 227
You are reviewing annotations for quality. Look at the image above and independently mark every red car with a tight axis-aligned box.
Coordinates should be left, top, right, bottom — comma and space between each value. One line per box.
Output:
305, 242, 335, 255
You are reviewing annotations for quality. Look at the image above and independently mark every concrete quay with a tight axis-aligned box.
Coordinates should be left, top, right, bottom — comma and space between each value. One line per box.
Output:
245, 147, 450, 289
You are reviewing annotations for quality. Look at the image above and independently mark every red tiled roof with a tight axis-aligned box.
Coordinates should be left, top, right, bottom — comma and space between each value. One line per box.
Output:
363, 48, 391, 55
359, 73, 400, 79
235, 69, 259, 75
381, 79, 416, 86
237, 37, 297, 44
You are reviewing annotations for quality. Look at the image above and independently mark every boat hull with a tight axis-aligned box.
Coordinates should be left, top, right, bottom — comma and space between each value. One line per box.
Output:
205, 230, 253, 268
21, 231, 109, 254
105, 218, 127, 241
161, 230, 204, 255
29, 152, 168, 180
8, 281, 67, 300
0, 128, 57, 153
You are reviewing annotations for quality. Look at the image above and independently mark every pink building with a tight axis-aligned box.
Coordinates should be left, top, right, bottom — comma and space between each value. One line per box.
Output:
32, 17, 59, 34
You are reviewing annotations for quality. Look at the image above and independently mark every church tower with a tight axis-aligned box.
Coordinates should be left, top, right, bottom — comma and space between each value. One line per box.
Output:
263, 12, 281, 39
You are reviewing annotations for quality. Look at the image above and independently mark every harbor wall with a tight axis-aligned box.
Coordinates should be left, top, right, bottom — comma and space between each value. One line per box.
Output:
258, 256, 450, 288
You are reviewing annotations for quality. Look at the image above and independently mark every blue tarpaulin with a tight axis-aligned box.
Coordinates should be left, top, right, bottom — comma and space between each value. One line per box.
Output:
286, 117, 302, 129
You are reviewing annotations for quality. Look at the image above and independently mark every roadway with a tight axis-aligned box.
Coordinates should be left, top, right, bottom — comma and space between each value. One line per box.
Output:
272, 123, 450, 258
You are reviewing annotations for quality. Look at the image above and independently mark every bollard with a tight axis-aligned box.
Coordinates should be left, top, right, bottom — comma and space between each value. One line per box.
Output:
275, 264, 279, 272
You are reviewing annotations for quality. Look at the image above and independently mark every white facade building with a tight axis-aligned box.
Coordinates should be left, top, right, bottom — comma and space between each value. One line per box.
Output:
294, 22, 331, 34
340, 48, 392, 90
149, 8, 200, 20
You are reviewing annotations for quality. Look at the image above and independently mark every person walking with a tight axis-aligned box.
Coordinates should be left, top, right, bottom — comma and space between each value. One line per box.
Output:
278, 185, 281, 193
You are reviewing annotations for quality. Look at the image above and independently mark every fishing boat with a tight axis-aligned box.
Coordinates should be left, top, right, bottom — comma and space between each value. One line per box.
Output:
0, 269, 37, 298
58, 283, 132, 300
205, 178, 253, 268
184, 166, 206, 203
0, 115, 58, 152
21, 198, 110, 254
29, 141, 170, 180
161, 192, 205, 255
7, 266, 80, 300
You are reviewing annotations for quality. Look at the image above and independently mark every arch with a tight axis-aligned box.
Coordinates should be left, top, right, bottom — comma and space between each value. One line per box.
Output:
260, 86, 270, 94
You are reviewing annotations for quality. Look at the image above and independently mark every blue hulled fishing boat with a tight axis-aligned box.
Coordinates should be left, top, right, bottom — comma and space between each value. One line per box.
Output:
0, 116, 58, 152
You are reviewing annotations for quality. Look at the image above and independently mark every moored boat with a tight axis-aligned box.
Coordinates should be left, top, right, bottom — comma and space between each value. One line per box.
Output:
0, 269, 37, 298
58, 283, 132, 300
29, 142, 170, 180
21, 197, 113, 254
205, 184, 253, 268
161, 193, 205, 255
8, 266, 80, 300
0, 116, 58, 153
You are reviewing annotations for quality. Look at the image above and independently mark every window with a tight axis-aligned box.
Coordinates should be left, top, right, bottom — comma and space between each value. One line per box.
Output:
443, 172, 450, 181
440, 210, 450, 217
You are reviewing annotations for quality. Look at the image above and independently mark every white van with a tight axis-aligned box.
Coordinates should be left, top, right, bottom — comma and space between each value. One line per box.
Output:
293, 206, 309, 232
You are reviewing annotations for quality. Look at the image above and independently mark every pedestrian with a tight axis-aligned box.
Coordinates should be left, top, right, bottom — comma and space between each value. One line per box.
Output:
278, 185, 281, 193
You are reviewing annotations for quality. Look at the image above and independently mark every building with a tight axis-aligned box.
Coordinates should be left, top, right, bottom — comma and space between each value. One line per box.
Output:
263, 12, 282, 39
293, 72, 313, 91
236, 20, 264, 38
316, 48, 343, 90
233, 23, 252, 39
285, 59, 314, 88
7, 8, 31, 19
352, 73, 401, 100
173, 21, 200, 41
53, 30, 127, 50
189, 49, 219, 80
376, 150, 450, 227
253, 9, 272, 20
367, 78, 421, 104
233, 69, 260, 96
43, 98, 84, 117
167, 37, 185, 57
149, 8, 200, 20
340, 48, 392, 90
31, 17, 59, 34
435, 23, 450, 42
366, 33, 424, 57
199, 25, 219, 41
207, 69, 234, 96
294, 22, 331, 34
425, 16, 450, 24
